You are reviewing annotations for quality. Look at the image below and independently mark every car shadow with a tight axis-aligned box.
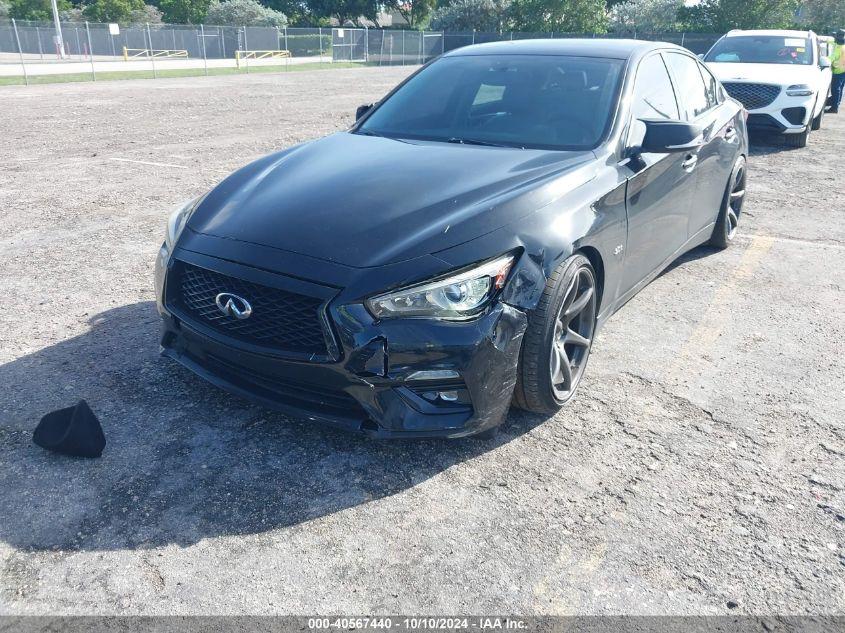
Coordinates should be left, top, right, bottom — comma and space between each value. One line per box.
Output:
747, 130, 800, 155
658, 244, 721, 278
0, 302, 548, 553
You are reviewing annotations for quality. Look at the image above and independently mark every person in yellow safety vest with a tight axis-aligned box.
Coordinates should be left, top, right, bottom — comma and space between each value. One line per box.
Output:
831, 29, 845, 114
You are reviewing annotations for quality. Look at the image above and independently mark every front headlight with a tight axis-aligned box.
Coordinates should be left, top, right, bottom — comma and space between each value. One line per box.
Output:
366, 254, 516, 320
786, 84, 813, 97
165, 196, 202, 251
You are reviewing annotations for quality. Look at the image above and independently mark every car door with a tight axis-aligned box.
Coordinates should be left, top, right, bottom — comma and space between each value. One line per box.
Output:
695, 59, 741, 235
618, 52, 696, 297
816, 38, 833, 113
664, 51, 737, 239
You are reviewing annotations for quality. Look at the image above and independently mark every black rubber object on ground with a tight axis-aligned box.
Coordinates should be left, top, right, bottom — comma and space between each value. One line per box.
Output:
32, 400, 105, 458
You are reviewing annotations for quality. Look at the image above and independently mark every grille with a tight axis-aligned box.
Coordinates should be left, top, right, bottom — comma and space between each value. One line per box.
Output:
722, 83, 781, 110
746, 113, 785, 132
205, 354, 366, 419
172, 261, 329, 356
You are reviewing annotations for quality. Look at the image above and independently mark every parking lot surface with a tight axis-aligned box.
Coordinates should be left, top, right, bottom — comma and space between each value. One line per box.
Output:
1, 68, 843, 614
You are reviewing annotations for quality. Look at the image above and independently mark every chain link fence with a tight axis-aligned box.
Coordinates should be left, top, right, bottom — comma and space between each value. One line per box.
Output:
1, 20, 333, 60
0, 19, 722, 85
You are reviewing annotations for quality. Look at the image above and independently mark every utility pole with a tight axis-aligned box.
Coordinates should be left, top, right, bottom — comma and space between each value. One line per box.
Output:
11, 19, 28, 85
50, 0, 66, 58
85, 21, 95, 80
200, 24, 208, 76
147, 23, 157, 78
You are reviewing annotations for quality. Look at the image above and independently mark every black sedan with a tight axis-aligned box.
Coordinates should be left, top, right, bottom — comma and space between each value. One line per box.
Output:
154, 39, 748, 438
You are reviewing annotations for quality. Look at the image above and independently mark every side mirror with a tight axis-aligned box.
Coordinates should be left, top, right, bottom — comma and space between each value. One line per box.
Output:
639, 119, 704, 154
356, 103, 373, 120
819, 56, 831, 69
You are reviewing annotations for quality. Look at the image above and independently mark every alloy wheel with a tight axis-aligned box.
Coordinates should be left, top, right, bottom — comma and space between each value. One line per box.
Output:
727, 164, 746, 240
549, 266, 597, 401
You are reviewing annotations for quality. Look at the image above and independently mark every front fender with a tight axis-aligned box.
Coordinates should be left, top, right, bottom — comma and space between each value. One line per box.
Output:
434, 163, 628, 325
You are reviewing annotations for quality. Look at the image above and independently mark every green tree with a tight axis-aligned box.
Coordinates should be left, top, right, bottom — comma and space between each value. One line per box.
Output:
680, 0, 800, 32
129, 3, 164, 22
9, 0, 71, 21
83, 0, 146, 22
429, 0, 510, 31
509, 0, 607, 32
154, 0, 212, 23
799, 0, 845, 32
205, 0, 287, 25
395, 0, 437, 29
59, 6, 86, 20
0, 0, 10, 19
262, 0, 314, 25
610, 0, 683, 33
304, 0, 379, 24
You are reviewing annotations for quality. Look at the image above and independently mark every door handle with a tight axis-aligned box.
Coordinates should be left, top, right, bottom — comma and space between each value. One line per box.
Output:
681, 154, 698, 172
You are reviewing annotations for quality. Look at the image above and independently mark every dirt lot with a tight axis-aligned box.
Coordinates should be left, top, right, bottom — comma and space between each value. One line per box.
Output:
1, 68, 843, 615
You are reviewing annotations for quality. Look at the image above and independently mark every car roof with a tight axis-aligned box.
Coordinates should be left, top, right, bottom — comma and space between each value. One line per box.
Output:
442, 38, 686, 60
724, 29, 815, 38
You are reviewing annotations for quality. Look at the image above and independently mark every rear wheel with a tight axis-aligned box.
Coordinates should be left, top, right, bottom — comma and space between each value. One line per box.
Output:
785, 126, 810, 148
710, 156, 746, 249
513, 254, 597, 414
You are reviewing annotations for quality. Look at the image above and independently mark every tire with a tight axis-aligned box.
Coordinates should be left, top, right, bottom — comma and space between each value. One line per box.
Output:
470, 426, 499, 440
513, 253, 597, 415
710, 155, 746, 249
785, 126, 810, 148
811, 108, 823, 131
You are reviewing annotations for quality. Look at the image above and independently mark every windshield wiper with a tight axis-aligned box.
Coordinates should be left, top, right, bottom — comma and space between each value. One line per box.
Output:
446, 137, 513, 148
356, 129, 388, 138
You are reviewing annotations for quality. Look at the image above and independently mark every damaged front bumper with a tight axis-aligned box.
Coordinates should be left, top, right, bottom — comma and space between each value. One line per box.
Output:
156, 245, 528, 438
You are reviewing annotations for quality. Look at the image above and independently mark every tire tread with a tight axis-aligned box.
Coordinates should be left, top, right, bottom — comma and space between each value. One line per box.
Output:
785, 127, 809, 148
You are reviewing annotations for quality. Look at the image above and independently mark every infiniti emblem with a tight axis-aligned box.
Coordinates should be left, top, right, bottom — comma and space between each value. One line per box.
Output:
215, 292, 253, 320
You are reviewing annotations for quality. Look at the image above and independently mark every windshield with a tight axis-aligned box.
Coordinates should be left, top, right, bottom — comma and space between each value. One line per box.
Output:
357, 55, 625, 151
705, 35, 814, 65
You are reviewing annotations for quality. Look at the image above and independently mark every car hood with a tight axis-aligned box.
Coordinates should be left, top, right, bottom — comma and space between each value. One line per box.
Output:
188, 132, 596, 268
707, 62, 820, 86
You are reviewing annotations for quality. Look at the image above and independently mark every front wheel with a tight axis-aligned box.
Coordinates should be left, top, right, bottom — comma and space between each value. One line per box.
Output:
710, 155, 746, 249
513, 253, 597, 414
785, 126, 810, 148
811, 108, 824, 131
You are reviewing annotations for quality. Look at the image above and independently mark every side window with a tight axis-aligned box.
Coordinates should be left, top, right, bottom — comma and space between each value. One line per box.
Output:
819, 41, 831, 60
627, 53, 680, 147
697, 61, 721, 108
665, 53, 711, 120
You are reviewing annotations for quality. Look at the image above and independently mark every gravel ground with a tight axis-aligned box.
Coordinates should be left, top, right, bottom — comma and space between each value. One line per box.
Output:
0, 67, 843, 616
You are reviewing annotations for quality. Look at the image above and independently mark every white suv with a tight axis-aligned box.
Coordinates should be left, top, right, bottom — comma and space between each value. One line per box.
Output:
703, 29, 833, 147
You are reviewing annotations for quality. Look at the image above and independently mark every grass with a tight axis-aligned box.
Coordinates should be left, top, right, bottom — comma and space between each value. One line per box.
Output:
0, 61, 370, 87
